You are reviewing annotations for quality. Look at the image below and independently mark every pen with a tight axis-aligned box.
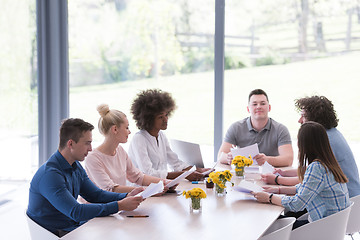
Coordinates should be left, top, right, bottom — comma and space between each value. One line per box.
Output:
192, 181, 204, 184
126, 215, 149, 218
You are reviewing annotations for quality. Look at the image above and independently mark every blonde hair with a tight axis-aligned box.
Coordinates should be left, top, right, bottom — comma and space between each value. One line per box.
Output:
97, 104, 126, 135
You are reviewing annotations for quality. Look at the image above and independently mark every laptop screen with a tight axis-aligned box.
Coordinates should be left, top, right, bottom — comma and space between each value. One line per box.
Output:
169, 139, 204, 168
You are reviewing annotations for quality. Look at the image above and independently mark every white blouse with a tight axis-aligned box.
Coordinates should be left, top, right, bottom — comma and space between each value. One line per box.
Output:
128, 130, 189, 179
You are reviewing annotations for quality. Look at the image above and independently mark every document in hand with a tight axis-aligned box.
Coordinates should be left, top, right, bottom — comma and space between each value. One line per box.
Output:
261, 161, 277, 174
166, 165, 196, 188
233, 180, 264, 194
230, 143, 259, 165
136, 181, 164, 199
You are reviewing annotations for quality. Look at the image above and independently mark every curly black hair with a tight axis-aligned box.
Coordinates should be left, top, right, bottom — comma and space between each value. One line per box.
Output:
131, 89, 177, 130
295, 96, 339, 129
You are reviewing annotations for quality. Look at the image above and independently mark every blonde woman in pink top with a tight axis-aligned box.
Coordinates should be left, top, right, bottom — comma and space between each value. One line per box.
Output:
85, 104, 171, 193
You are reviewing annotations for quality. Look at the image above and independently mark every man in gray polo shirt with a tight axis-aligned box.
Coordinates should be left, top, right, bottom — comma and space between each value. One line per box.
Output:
218, 89, 293, 167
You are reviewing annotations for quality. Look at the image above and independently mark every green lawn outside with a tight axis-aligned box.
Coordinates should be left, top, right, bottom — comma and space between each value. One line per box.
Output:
70, 52, 360, 147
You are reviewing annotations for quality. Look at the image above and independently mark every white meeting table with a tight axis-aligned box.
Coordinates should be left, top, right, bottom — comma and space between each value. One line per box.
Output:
63, 166, 284, 240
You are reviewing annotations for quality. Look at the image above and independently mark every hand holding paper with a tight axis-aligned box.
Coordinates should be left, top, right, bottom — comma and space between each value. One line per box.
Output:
261, 161, 279, 175
166, 166, 196, 188
231, 143, 259, 165
136, 181, 164, 199
128, 187, 145, 197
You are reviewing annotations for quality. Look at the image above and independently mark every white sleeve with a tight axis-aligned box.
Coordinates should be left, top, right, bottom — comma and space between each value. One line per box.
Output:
129, 134, 168, 179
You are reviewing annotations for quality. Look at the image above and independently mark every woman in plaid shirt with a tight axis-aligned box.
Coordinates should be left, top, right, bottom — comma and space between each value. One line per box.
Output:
253, 121, 350, 229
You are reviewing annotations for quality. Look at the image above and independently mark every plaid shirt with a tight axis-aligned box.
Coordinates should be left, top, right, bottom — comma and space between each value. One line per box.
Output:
281, 161, 350, 222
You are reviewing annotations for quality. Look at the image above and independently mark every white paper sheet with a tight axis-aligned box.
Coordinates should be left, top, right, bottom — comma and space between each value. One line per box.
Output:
136, 181, 164, 199
231, 143, 259, 165
166, 165, 196, 188
233, 180, 264, 193
260, 161, 280, 176
261, 161, 274, 174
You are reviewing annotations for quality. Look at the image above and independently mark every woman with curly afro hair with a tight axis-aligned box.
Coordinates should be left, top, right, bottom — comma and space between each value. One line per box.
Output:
128, 89, 210, 181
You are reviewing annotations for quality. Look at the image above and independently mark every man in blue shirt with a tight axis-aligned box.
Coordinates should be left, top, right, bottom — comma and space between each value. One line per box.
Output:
27, 118, 144, 237
262, 96, 360, 198
296, 95, 360, 198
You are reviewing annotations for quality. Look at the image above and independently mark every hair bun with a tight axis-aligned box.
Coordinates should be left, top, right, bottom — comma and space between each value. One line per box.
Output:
97, 104, 110, 118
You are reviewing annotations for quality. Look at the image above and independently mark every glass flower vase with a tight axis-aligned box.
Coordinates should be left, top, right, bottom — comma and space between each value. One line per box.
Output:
190, 197, 202, 213
215, 184, 226, 197
235, 166, 244, 178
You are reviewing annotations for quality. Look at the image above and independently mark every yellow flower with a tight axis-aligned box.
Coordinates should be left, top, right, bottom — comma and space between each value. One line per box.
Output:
232, 155, 253, 168
182, 188, 207, 199
208, 170, 233, 188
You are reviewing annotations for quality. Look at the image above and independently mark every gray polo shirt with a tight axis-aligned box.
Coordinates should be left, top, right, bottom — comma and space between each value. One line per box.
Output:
224, 117, 292, 156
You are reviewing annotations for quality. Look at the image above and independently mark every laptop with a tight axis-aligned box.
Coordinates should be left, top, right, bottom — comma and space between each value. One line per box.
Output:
170, 139, 205, 168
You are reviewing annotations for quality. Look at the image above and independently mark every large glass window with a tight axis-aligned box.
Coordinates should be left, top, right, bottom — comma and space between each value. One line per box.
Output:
68, 0, 215, 149
224, 0, 360, 162
0, 1, 38, 184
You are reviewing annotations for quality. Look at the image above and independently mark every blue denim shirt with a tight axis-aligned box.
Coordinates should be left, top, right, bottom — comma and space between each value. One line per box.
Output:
27, 150, 127, 234
327, 128, 360, 198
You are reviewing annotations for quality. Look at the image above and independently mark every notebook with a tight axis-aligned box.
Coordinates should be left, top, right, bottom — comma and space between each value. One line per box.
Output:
170, 139, 205, 168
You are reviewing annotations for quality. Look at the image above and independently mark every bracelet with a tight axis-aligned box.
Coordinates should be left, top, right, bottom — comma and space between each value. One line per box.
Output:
269, 193, 274, 204
274, 175, 280, 185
